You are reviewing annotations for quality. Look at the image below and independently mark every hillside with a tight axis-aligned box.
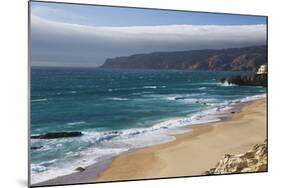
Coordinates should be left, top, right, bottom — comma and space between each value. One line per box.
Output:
100, 46, 267, 71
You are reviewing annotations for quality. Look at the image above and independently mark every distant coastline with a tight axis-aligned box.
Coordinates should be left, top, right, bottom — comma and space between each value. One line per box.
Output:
100, 45, 267, 71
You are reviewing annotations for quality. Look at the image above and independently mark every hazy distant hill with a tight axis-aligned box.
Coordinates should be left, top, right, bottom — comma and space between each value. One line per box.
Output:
100, 46, 267, 71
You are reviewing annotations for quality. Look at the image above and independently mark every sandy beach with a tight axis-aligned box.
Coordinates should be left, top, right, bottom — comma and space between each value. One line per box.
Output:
95, 99, 267, 182
33, 98, 267, 187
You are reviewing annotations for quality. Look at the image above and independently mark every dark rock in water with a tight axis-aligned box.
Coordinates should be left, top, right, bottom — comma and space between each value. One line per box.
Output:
31, 146, 43, 150
75, 167, 85, 172
221, 74, 267, 87
106, 131, 120, 135
231, 111, 236, 114
175, 97, 187, 100
31, 132, 83, 139
195, 101, 199, 104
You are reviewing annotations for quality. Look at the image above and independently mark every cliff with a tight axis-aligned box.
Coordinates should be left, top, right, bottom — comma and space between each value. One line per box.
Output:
204, 140, 267, 175
100, 46, 267, 71
221, 74, 267, 87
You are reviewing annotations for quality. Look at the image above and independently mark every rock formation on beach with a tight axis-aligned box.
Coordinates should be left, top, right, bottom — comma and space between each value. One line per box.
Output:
31, 131, 83, 139
205, 140, 267, 175
221, 64, 267, 87
74, 167, 86, 172
221, 74, 267, 87
100, 46, 267, 71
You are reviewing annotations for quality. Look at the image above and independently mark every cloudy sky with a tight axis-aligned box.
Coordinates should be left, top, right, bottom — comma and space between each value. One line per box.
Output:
30, 2, 267, 67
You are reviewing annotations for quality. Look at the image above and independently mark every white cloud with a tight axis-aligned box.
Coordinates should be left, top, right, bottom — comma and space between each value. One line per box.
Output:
31, 6, 89, 24
30, 14, 266, 67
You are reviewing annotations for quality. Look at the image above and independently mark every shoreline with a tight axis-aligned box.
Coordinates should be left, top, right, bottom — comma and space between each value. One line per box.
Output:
33, 98, 267, 186
95, 98, 266, 182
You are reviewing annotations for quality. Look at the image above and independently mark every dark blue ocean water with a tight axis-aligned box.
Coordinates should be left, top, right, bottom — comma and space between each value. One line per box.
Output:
30, 67, 266, 183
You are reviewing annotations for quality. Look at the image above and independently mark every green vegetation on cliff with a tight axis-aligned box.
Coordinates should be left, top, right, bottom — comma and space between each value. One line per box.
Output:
100, 46, 267, 71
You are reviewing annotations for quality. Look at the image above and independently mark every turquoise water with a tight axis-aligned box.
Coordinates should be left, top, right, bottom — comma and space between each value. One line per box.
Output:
30, 67, 266, 183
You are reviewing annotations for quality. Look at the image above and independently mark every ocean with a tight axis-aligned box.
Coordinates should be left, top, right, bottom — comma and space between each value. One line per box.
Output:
30, 67, 266, 183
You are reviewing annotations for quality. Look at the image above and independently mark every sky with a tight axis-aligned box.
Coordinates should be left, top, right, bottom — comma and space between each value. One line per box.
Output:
30, 1, 267, 67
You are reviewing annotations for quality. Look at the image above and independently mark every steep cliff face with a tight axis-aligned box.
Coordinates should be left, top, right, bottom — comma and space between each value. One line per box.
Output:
100, 46, 267, 71
204, 140, 267, 175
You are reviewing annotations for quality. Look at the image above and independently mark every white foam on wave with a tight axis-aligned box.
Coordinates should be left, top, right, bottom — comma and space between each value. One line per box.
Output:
66, 121, 86, 126
147, 94, 217, 105
195, 81, 236, 87
143, 93, 203, 101
56, 91, 77, 95
31, 146, 127, 184
32, 98, 47, 102
218, 81, 237, 87
143, 86, 157, 89
107, 97, 129, 101
149, 107, 224, 132
198, 87, 207, 90
31, 159, 58, 175
130, 91, 154, 96
31, 124, 178, 184
32, 164, 48, 173
106, 87, 141, 92
240, 93, 266, 102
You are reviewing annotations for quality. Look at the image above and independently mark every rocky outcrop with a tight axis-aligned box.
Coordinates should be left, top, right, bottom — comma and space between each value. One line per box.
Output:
31, 132, 83, 139
221, 74, 267, 87
31, 146, 43, 150
100, 46, 267, 71
74, 167, 85, 172
205, 140, 267, 175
